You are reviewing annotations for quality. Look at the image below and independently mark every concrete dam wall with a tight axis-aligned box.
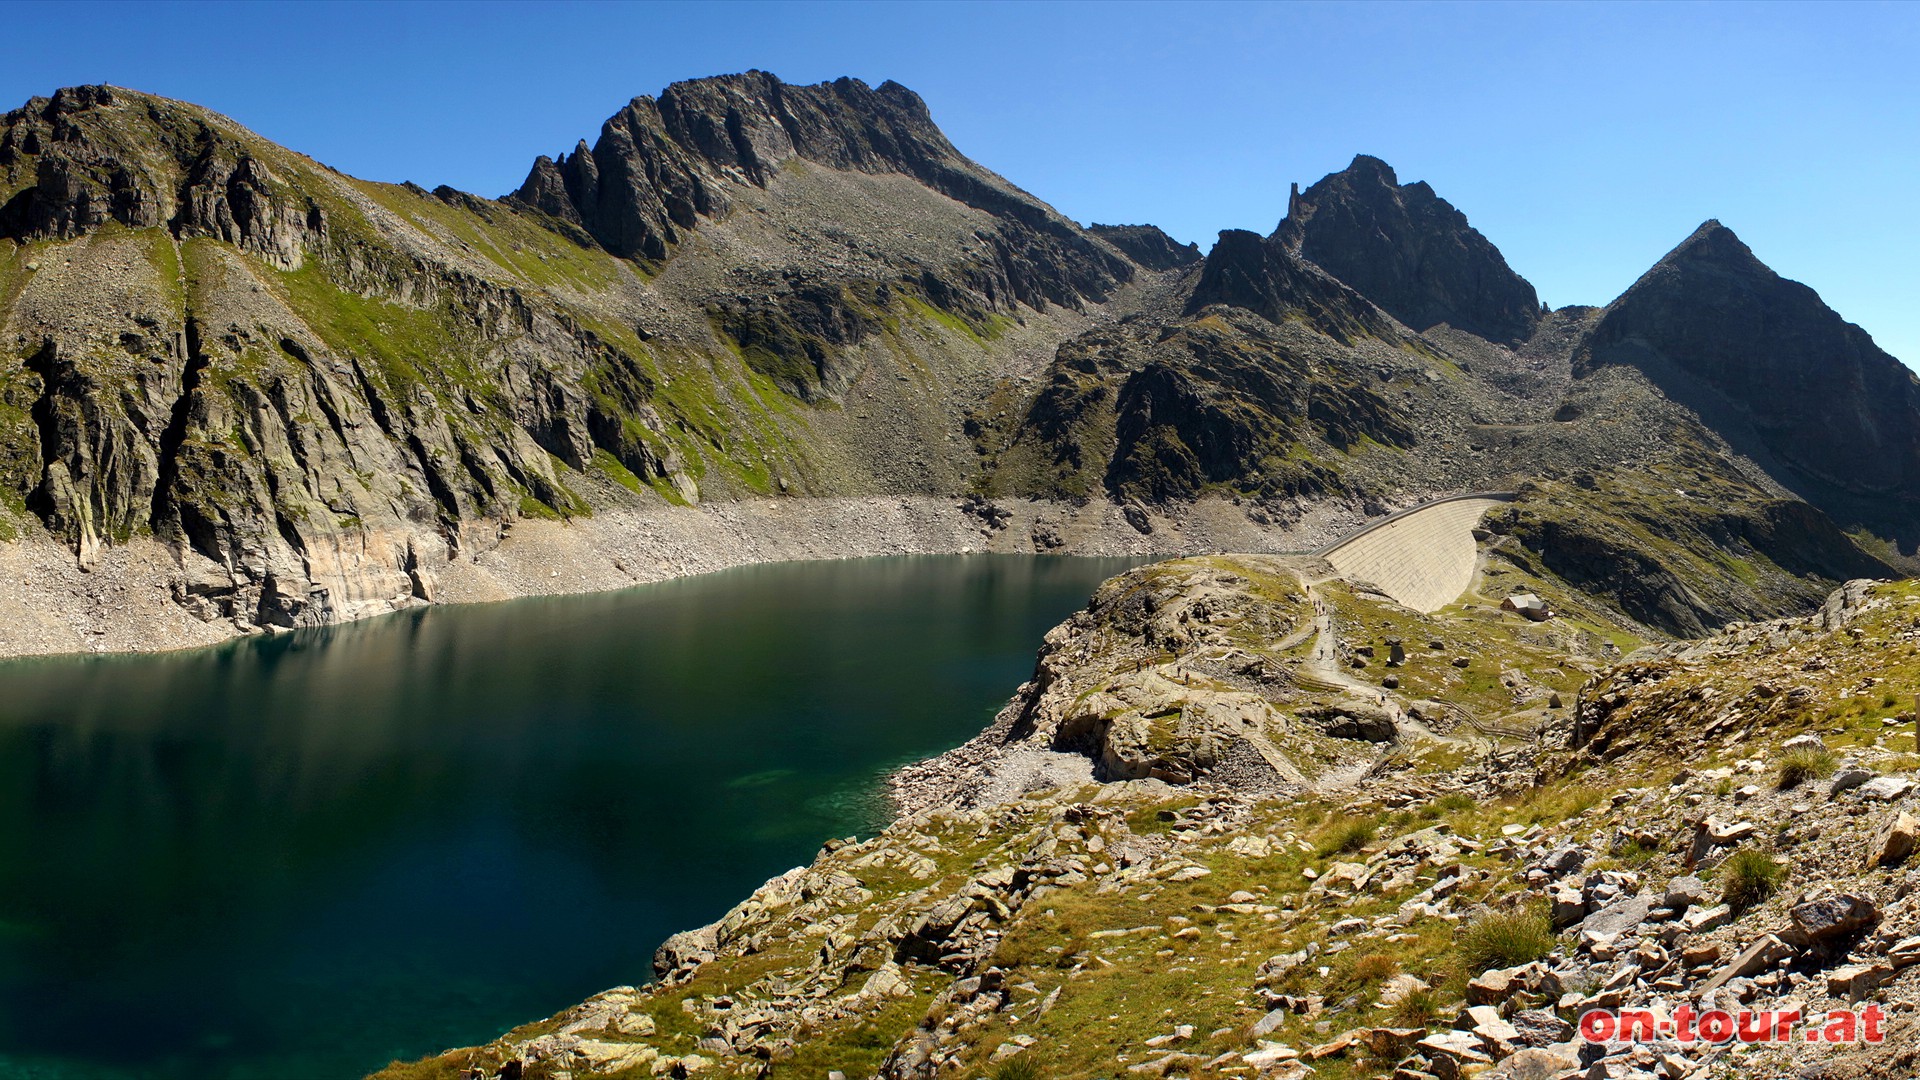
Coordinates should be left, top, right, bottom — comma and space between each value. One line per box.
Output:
1317, 493, 1516, 612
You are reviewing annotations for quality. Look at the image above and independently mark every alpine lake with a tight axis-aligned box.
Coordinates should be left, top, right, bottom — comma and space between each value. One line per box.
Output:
0, 554, 1148, 1079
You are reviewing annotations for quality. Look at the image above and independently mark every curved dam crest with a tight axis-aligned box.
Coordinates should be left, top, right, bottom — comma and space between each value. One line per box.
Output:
1317, 493, 1517, 612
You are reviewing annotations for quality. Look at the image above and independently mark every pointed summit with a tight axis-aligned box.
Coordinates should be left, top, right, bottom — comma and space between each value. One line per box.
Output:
1649, 218, 1772, 275
1185, 227, 1398, 344
1586, 220, 1920, 532
1277, 155, 1540, 345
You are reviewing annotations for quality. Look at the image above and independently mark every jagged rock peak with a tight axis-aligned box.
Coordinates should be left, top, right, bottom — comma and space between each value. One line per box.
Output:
1276, 154, 1541, 345
505, 71, 959, 259
503, 71, 1131, 311
1585, 219, 1920, 522
1087, 223, 1202, 271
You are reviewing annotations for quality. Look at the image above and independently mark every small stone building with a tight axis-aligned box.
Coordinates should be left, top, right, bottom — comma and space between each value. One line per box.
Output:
1501, 592, 1551, 621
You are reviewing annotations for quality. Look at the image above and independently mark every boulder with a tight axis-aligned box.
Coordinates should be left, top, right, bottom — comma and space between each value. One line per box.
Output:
1827, 962, 1895, 999
1508, 1009, 1573, 1048
1250, 1008, 1290, 1038
1256, 949, 1313, 985
1304, 1030, 1361, 1059
653, 926, 719, 978
1378, 972, 1431, 1006
1704, 819, 1757, 844
1303, 697, 1399, 742
1465, 1004, 1521, 1059
1888, 936, 1920, 967
1698, 934, 1795, 995
1241, 1046, 1304, 1071
1787, 893, 1879, 944
1480, 1045, 1582, 1080
1860, 777, 1914, 802
1358, 1027, 1425, 1057
1415, 1030, 1493, 1079
1579, 893, 1655, 939
1681, 942, 1721, 967
1662, 875, 1709, 912
1830, 767, 1876, 795
1550, 885, 1587, 928
1466, 967, 1517, 1006
1872, 812, 1919, 867
1681, 904, 1730, 933
1542, 846, 1586, 877
1466, 962, 1561, 1006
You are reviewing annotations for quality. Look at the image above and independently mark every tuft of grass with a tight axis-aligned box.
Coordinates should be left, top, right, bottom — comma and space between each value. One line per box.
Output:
1316, 815, 1378, 856
1349, 952, 1399, 985
1436, 792, 1477, 815
1392, 986, 1443, 1028
991, 1057, 1041, 1080
1776, 746, 1839, 790
1616, 837, 1660, 866
1718, 848, 1787, 913
1322, 950, 1402, 1004
1457, 908, 1555, 975
367, 1054, 480, 1080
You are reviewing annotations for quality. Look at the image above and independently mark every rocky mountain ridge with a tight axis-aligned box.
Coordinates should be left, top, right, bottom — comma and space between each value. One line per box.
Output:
1580, 220, 1920, 546
0, 73, 1913, 658
504, 71, 1132, 310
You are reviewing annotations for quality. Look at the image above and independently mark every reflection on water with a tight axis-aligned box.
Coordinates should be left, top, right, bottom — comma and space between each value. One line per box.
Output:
0, 554, 1144, 1079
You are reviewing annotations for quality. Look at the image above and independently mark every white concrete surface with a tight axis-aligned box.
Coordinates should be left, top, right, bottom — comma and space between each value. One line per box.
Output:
1319, 495, 1512, 613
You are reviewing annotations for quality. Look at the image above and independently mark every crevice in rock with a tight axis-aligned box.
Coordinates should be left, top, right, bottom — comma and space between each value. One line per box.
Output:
21, 337, 60, 522
404, 432, 463, 523
149, 317, 211, 545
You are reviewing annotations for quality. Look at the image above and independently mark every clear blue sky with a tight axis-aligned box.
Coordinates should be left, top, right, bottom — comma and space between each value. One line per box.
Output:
6, 1, 1917, 363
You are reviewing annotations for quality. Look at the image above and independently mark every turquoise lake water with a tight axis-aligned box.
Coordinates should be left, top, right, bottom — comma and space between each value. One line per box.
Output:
0, 554, 1144, 1079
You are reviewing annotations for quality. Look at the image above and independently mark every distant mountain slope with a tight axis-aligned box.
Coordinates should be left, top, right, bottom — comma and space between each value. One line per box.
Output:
504, 71, 1130, 308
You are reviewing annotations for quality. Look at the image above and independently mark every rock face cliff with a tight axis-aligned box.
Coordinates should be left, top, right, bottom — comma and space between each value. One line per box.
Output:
1086, 223, 1202, 272
0, 76, 1166, 643
504, 71, 1137, 402
0, 85, 695, 627
0, 73, 1913, 653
